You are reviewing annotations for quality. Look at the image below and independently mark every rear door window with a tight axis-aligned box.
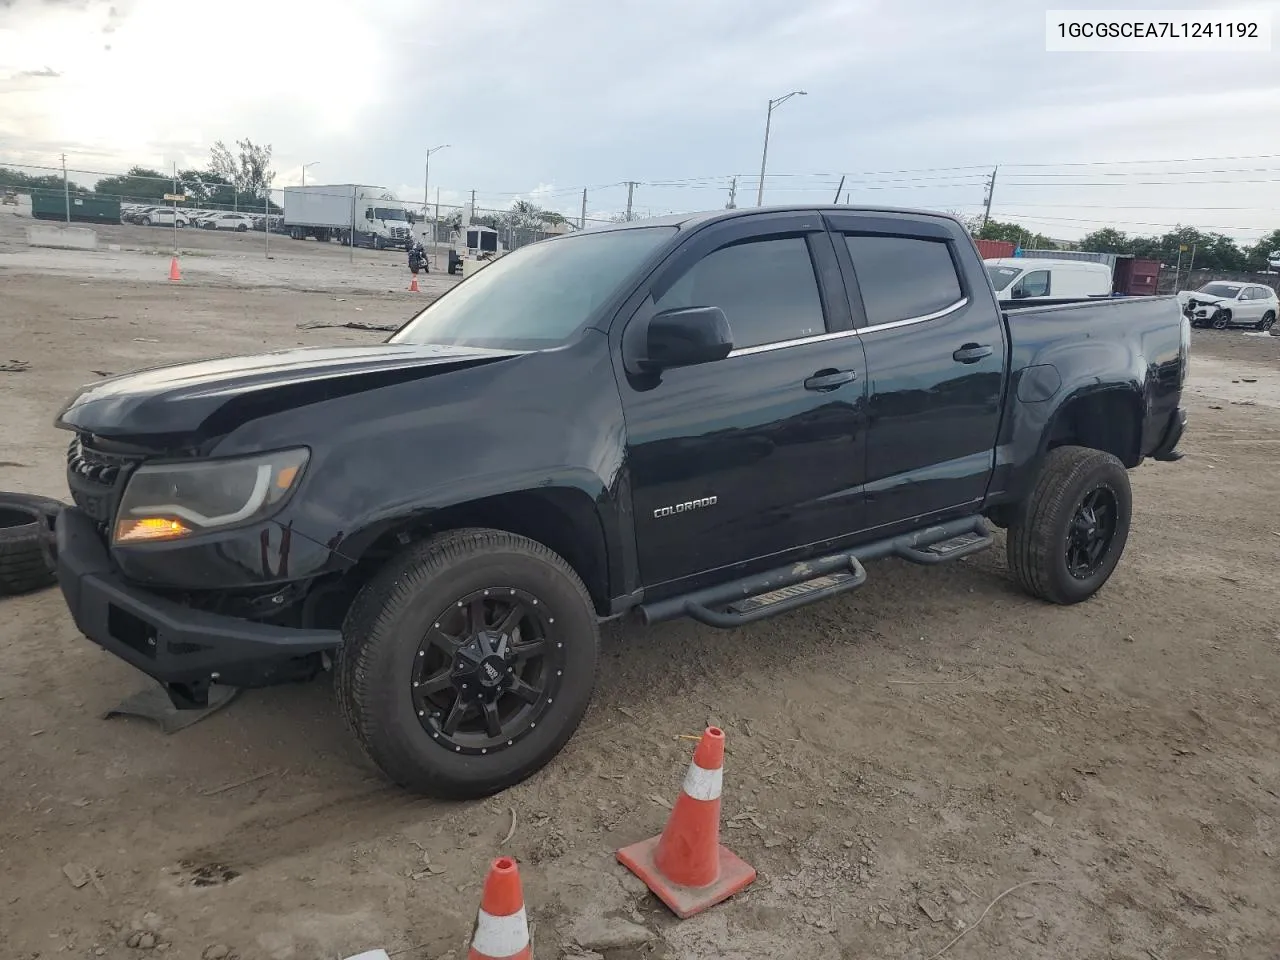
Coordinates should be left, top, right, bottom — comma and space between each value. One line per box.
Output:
843, 235, 963, 324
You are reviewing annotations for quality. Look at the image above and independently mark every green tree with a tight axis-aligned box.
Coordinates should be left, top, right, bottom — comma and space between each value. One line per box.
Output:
210, 138, 274, 199
0, 166, 79, 192
977, 218, 1053, 249
1244, 229, 1280, 272
1079, 227, 1129, 254
178, 169, 234, 206
92, 166, 169, 202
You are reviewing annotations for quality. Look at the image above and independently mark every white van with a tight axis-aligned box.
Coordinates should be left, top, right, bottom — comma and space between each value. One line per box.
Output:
985, 258, 1113, 301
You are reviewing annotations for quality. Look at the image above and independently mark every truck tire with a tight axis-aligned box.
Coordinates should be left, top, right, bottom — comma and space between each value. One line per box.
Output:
335, 528, 599, 798
1006, 445, 1131, 606
0, 493, 64, 596
1258, 311, 1275, 332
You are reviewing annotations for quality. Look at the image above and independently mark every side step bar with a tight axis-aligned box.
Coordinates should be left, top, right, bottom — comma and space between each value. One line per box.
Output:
638, 515, 993, 628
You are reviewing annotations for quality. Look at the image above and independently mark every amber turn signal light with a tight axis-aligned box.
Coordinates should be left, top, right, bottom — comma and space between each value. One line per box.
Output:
114, 516, 192, 543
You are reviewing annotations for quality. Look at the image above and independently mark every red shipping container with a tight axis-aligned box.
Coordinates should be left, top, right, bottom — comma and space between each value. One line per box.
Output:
1113, 257, 1159, 296
975, 239, 1016, 259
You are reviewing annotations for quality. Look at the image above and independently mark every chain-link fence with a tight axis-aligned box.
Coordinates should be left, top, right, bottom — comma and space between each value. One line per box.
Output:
0, 156, 630, 257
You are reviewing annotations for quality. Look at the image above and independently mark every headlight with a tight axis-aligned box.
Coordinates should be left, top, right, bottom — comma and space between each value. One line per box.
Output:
114, 448, 309, 544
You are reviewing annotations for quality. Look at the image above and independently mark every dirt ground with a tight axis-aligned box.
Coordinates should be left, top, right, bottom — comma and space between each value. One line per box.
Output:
2, 237, 1279, 960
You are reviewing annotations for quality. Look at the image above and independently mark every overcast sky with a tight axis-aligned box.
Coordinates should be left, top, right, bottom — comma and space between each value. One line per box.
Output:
2, 0, 1278, 242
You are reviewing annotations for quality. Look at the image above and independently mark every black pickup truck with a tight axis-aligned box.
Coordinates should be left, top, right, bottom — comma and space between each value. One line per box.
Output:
52, 207, 1189, 797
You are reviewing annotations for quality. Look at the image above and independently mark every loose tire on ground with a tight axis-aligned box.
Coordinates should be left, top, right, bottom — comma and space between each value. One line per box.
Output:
335, 528, 600, 798
0, 493, 64, 596
1006, 445, 1132, 605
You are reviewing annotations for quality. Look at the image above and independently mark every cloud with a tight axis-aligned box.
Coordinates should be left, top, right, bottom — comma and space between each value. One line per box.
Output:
1, 0, 1278, 241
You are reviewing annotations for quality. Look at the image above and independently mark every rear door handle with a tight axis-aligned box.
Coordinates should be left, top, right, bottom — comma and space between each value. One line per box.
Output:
952, 343, 993, 363
804, 369, 858, 391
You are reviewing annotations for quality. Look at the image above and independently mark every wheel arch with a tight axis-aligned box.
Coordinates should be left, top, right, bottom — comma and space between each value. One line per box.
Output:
335, 486, 614, 616
1042, 385, 1144, 468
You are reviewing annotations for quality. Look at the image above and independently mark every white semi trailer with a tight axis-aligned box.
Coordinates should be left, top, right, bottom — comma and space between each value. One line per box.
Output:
282, 185, 413, 250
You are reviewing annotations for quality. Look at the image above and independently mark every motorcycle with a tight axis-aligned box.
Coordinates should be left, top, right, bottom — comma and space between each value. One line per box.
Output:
408, 240, 429, 275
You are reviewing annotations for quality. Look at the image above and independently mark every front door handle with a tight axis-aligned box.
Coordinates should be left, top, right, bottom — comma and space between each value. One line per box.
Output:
804, 369, 858, 391
952, 343, 993, 363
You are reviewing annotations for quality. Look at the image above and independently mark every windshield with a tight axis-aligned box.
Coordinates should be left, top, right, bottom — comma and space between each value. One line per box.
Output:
986, 265, 1022, 291
373, 206, 406, 221
1198, 283, 1241, 298
391, 226, 677, 350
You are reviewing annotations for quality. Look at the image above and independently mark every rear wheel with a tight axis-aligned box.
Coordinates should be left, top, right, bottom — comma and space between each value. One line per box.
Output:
1006, 446, 1132, 605
335, 528, 599, 798
1259, 311, 1275, 332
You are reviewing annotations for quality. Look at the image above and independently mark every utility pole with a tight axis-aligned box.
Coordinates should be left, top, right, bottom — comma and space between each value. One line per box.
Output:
433, 187, 441, 270
580, 188, 587, 229
625, 181, 636, 222
172, 161, 179, 255
981, 165, 998, 231
756, 90, 807, 206
61, 153, 70, 223
422, 144, 449, 241
832, 175, 845, 204
725, 177, 737, 209
469, 188, 476, 227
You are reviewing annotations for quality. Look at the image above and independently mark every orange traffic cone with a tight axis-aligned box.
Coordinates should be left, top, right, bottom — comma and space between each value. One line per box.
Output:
168, 256, 181, 282
408, 272, 420, 293
616, 726, 756, 918
468, 857, 531, 960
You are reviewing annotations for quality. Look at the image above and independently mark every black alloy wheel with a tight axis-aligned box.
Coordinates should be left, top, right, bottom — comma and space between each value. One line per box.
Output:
1006, 445, 1132, 605
1065, 486, 1119, 580
336, 528, 600, 798
410, 587, 563, 755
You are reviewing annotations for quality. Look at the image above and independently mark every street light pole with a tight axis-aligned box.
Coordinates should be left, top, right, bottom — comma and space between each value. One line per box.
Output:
301, 161, 320, 189
423, 143, 450, 242
756, 90, 807, 206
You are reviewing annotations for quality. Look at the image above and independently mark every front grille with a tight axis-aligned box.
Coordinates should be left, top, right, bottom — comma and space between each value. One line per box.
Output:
66, 435, 140, 528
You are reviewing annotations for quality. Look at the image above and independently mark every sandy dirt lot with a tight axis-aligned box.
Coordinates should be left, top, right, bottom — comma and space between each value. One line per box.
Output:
2, 233, 1279, 960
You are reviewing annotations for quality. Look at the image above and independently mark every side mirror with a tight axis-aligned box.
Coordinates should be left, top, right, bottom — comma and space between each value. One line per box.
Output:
637, 306, 734, 372
1010, 287, 1029, 299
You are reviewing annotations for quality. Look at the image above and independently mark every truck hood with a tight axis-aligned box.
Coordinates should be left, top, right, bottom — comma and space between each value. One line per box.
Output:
1177, 291, 1228, 307
56, 343, 522, 445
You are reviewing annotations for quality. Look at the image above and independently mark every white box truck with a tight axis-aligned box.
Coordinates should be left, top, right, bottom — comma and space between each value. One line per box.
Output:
283, 185, 413, 250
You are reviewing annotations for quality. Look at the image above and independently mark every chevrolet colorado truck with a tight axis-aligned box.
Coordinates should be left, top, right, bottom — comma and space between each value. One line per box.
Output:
52, 207, 1189, 798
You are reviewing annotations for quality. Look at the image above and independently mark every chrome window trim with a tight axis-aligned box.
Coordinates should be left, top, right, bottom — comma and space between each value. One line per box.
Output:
857, 297, 969, 335
728, 328, 860, 358
725, 297, 969, 357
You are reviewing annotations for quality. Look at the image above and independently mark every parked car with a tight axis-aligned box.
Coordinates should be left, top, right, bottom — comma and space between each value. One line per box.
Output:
204, 213, 254, 232
123, 205, 158, 225
50, 206, 1188, 798
985, 258, 1114, 301
142, 208, 189, 228
1178, 281, 1277, 331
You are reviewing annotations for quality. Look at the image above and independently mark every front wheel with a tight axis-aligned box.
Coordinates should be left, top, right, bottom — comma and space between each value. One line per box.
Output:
1006, 445, 1132, 605
1258, 311, 1275, 332
1212, 311, 1230, 330
335, 528, 600, 798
